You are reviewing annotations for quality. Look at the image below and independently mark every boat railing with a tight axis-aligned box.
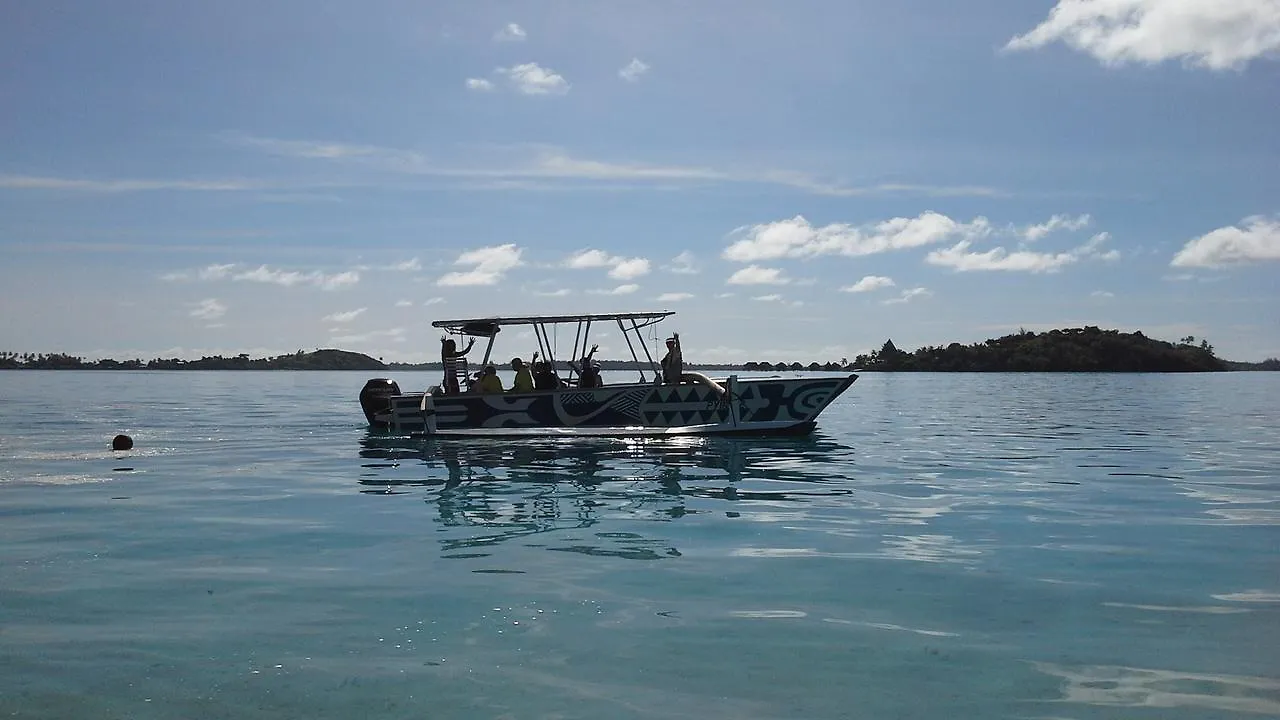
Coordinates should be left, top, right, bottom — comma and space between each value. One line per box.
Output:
443, 358, 472, 392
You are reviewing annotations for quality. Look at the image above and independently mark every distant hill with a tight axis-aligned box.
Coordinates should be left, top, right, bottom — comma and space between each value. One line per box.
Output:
2, 330, 1274, 372
844, 327, 1228, 372
1225, 358, 1280, 371
262, 349, 386, 370
0, 349, 386, 371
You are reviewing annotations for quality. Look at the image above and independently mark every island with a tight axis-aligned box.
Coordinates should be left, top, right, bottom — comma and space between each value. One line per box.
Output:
1, 327, 1275, 372
838, 327, 1230, 373
0, 349, 387, 371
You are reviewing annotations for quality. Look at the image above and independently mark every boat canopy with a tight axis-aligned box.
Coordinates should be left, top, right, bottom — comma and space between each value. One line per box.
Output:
431, 311, 673, 334
430, 311, 675, 383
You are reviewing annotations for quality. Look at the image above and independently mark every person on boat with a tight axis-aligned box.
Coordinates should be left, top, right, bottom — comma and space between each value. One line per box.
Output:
532, 359, 561, 390
475, 364, 504, 394
660, 333, 683, 384
510, 355, 534, 393
440, 336, 475, 394
574, 344, 602, 388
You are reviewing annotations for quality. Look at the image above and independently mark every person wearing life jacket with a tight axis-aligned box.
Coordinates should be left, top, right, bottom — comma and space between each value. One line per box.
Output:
510, 355, 535, 393
475, 364, 504, 394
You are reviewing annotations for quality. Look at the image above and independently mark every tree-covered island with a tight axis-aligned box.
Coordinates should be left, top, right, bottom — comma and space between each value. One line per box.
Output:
2, 327, 1276, 372
840, 327, 1232, 372
0, 349, 386, 371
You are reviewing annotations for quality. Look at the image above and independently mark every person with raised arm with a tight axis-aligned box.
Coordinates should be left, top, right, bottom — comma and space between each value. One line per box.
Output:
440, 336, 475, 394
574, 344, 602, 388
660, 333, 683, 384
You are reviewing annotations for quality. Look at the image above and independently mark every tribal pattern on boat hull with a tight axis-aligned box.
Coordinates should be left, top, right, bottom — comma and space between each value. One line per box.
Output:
379, 375, 856, 435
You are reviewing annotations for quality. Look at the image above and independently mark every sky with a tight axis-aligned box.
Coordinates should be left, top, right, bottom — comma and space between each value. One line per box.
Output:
2, 0, 1278, 364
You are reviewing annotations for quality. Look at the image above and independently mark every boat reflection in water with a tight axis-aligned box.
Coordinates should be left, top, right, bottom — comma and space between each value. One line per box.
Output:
356, 433, 856, 560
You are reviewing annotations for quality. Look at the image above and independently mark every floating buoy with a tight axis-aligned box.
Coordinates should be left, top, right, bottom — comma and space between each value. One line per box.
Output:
112, 434, 134, 451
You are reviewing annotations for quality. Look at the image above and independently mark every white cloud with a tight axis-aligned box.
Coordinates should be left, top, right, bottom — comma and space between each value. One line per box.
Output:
494, 23, 526, 42
666, 251, 699, 274
657, 292, 695, 302
233, 135, 426, 168
388, 258, 421, 271
466, 78, 495, 91
925, 243, 1078, 273
883, 288, 932, 305
727, 265, 790, 285
563, 249, 651, 280
533, 288, 572, 297
438, 243, 523, 286
1022, 213, 1091, 241
753, 294, 783, 302
230, 265, 360, 290
1171, 215, 1280, 267
0, 174, 264, 193
926, 231, 1118, 273
163, 263, 358, 289
724, 212, 990, 262
497, 63, 570, 95
610, 257, 651, 280
394, 300, 413, 307
619, 58, 651, 82
841, 275, 896, 293
199, 263, 237, 280
424, 297, 446, 306
533, 150, 720, 181
1091, 290, 1115, 298
324, 308, 367, 323
190, 298, 226, 321
315, 271, 360, 290
590, 284, 640, 295
1081, 232, 1121, 261
564, 249, 615, 269
1005, 0, 1280, 71
230, 135, 1004, 198
163, 263, 236, 282
230, 266, 300, 287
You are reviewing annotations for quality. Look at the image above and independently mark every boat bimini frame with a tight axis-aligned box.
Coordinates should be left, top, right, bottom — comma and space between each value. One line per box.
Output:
432, 311, 675, 386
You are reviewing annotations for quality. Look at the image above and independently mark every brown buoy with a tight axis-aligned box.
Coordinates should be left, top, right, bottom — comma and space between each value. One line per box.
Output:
112, 434, 134, 451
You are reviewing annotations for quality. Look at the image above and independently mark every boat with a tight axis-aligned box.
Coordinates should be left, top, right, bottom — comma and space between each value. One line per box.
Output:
358, 311, 856, 437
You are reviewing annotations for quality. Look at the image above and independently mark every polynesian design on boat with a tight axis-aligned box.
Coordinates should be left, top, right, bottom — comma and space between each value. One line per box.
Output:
360, 311, 856, 438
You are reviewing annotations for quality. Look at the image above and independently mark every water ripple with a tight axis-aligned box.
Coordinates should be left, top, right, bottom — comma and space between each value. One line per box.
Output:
2, 370, 1277, 719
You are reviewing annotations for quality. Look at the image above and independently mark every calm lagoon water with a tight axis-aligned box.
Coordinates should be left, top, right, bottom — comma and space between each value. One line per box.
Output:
1, 370, 1278, 719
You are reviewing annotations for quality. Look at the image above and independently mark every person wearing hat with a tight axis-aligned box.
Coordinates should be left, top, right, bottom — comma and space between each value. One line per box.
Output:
475, 364, 504, 394
660, 332, 683, 384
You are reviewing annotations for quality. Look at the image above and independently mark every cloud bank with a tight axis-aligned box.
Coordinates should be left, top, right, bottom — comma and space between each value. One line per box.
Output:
1171, 216, 1280, 267
1006, 0, 1280, 70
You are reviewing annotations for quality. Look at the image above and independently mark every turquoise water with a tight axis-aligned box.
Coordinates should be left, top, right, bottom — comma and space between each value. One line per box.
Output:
2, 370, 1277, 719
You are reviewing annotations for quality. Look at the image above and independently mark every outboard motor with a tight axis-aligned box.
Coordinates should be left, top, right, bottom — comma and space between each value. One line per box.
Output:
359, 378, 401, 428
